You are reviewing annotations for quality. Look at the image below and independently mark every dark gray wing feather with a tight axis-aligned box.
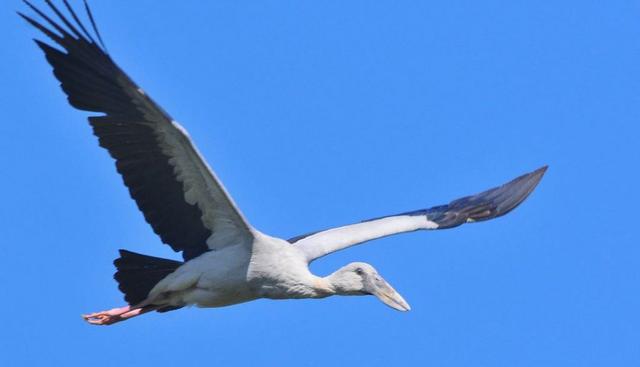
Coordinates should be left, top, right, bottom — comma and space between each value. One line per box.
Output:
21, 1, 253, 260
384, 165, 548, 229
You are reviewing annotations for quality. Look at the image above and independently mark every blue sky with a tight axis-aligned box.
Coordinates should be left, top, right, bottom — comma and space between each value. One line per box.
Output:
1, 0, 638, 365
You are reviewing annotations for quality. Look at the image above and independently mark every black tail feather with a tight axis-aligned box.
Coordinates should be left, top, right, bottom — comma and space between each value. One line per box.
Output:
114, 250, 182, 307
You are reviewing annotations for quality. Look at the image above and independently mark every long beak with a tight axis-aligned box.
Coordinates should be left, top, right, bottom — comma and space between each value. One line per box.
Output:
370, 277, 411, 312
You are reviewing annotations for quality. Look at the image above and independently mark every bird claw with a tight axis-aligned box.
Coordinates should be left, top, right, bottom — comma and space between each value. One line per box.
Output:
82, 306, 132, 325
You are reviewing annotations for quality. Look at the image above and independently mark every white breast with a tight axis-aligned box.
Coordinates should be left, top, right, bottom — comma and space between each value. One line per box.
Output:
147, 232, 316, 308
148, 243, 255, 307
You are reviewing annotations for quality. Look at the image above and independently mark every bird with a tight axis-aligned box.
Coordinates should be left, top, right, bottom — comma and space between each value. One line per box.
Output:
20, 0, 547, 326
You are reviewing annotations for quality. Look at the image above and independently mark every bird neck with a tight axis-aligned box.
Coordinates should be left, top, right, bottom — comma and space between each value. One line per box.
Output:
307, 275, 336, 298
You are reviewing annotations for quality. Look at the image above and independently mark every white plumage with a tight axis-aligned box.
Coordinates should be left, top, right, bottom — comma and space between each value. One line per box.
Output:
21, 0, 547, 325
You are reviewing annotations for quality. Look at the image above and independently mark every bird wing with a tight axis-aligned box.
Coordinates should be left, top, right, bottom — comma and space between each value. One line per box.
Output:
20, 0, 254, 260
291, 166, 547, 262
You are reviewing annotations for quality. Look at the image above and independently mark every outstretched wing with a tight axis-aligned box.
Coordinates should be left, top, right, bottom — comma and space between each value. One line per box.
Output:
292, 166, 547, 262
20, 0, 254, 260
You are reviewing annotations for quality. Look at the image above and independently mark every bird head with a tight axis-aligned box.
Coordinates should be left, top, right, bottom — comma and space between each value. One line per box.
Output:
328, 262, 411, 311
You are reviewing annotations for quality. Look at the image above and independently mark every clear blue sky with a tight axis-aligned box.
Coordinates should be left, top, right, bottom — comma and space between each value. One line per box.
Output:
1, 0, 638, 365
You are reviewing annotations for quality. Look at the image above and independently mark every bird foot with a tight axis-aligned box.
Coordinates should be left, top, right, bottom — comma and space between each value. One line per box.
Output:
82, 306, 142, 325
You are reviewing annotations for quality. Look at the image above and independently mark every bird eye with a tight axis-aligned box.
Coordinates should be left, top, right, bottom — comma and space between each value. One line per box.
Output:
355, 268, 364, 275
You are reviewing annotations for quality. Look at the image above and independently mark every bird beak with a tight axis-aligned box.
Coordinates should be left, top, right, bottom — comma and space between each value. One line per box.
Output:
369, 276, 411, 312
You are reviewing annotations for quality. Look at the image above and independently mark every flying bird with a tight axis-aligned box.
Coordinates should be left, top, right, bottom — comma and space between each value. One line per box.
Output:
21, 0, 547, 325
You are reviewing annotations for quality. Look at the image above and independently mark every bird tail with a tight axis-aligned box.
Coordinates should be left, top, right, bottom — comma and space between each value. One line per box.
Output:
113, 249, 183, 311
83, 250, 184, 325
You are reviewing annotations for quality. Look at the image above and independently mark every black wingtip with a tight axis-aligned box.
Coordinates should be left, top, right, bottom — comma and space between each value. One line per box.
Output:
22, 0, 35, 10
425, 165, 548, 228
83, 0, 107, 52
514, 165, 548, 195
17, 9, 35, 24
62, 0, 97, 45
515, 165, 548, 200
531, 165, 548, 179
20, 0, 109, 55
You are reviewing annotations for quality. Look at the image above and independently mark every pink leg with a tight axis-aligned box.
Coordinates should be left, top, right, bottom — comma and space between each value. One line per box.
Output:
82, 305, 155, 325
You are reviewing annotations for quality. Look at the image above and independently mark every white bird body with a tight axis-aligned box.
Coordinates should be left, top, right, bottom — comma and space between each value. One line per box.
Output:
150, 232, 325, 309
150, 242, 255, 308
21, 1, 547, 325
